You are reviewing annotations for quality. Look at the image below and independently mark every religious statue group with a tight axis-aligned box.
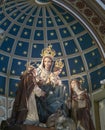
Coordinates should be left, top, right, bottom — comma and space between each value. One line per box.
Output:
1, 46, 95, 130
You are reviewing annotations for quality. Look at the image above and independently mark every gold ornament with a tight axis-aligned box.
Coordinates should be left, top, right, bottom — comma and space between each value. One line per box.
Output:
55, 59, 64, 69
40, 45, 56, 59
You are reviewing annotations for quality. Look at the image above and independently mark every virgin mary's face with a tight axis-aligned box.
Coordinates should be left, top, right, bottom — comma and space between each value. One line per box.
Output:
43, 57, 52, 71
71, 80, 81, 90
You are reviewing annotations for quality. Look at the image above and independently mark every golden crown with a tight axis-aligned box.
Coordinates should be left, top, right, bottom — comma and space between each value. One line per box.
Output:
55, 59, 64, 69
40, 45, 56, 59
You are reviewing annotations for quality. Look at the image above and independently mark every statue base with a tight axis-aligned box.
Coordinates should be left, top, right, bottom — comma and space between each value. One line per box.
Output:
3, 124, 55, 130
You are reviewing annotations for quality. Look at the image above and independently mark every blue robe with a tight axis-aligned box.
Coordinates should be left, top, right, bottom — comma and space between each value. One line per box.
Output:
36, 84, 66, 123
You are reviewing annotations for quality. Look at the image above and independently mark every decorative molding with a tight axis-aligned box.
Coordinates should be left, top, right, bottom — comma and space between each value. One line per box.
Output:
62, 0, 105, 52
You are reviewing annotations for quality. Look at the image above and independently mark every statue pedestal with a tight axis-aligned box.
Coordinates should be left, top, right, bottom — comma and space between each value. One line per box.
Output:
4, 125, 55, 130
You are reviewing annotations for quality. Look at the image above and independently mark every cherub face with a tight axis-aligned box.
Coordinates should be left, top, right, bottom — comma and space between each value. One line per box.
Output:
54, 68, 62, 76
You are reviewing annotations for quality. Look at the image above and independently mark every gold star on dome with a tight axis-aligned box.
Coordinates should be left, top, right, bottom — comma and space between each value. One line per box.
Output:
50, 32, 54, 36
5, 37, 8, 41
73, 26, 76, 30
97, 71, 101, 75
28, 19, 32, 22
7, 48, 10, 51
21, 16, 25, 19
89, 63, 92, 67
37, 33, 41, 36
73, 69, 76, 73
66, 16, 69, 19
64, 42, 68, 46
24, 31, 28, 35
75, 49, 78, 52
74, 59, 78, 63
11, 70, 15, 74
81, 67, 84, 71
23, 51, 27, 55
0, 88, 3, 92
48, 20, 52, 24
63, 30, 67, 34
79, 38, 83, 41
2, 67, 6, 71
4, 22, 7, 26
0, 56, 4, 60
62, 71, 65, 75
17, 61, 21, 65
18, 43, 22, 46
13, 13, 16, 16
57, 18, 61, 22
58, 52, 62, 56
13, 28, 16, 31
33, 44, 37, 48
15, 83, 19, 87
10, 91, 13, 95
38, 20, 42, 24
92, 52, 95, 56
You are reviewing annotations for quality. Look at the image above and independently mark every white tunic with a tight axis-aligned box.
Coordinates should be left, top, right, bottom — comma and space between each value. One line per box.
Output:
26, 86, 42, 122
25, 66, 51, 123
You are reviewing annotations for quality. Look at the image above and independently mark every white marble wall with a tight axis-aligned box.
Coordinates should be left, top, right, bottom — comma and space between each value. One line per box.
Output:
0, 96, 14, 124
99, 98, 105, 130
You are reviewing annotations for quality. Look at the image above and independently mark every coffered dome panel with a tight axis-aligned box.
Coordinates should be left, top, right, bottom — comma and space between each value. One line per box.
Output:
0, 0, 105, 97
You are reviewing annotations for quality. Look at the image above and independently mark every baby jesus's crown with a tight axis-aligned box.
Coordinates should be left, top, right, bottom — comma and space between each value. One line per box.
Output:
41, 45, 56, 59
55, 59, 64, 69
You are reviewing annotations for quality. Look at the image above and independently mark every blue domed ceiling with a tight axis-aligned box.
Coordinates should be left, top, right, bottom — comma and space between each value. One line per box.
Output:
0, 0, 105, 97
